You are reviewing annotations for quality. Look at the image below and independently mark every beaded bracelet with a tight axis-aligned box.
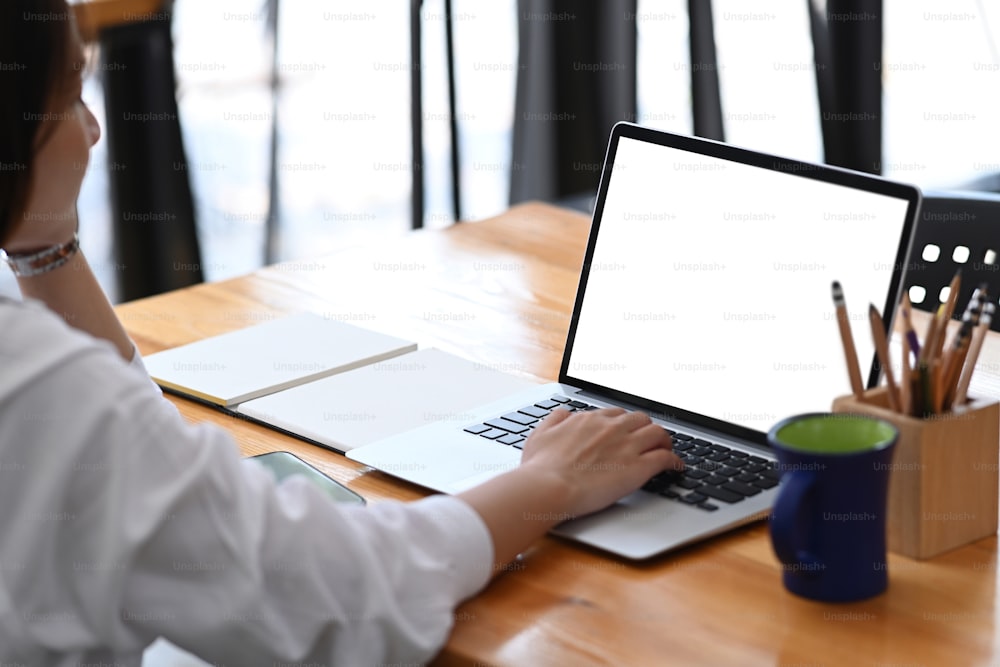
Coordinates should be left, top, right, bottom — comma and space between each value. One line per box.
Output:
0, 233, 80, 277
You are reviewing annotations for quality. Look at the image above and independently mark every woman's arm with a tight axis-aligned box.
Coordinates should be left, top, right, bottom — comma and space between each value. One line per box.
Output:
15, 238, 135, 361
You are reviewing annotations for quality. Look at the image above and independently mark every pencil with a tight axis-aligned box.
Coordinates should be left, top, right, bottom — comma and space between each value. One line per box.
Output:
941, 270, 963, 322
941, 287, 984, 410
921, 304, 947, 368
954, 301, 995, 406
935, 269, 963, 360
919, 304, 941, 366
869, 303, 901, 412
932, 358, 945, 414
832, 281, 864, 398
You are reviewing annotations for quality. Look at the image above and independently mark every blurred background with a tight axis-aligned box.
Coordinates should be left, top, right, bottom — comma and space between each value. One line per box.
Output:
6, 0, 997, 303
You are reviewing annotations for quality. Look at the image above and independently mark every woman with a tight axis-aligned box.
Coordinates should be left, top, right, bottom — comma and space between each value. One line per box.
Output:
0, 1, 681, 664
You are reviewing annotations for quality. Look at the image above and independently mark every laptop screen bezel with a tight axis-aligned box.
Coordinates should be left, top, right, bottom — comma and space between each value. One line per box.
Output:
557, 122, 922, 447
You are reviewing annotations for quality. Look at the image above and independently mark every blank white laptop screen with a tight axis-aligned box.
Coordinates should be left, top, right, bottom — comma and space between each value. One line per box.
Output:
565, 135, 914, 435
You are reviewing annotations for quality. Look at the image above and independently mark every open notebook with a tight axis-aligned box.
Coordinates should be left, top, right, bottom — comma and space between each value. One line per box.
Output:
143, 312, 418, 407
143, 312, 536, 452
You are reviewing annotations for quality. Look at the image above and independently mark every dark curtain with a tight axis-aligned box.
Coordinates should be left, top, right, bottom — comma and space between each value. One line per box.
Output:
809, 0, 883, 174
510, 0, 637, 205
101, 9, 203, 301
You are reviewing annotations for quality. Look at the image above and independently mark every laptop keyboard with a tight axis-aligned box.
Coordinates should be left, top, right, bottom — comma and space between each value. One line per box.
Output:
463, 395, 780, 512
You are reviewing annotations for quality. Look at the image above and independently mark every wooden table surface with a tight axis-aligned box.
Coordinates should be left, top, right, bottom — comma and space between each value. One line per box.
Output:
116, 202, 1000, 667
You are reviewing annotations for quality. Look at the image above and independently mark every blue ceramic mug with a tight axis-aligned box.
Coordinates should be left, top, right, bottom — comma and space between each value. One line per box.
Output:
768, 413, 898, 602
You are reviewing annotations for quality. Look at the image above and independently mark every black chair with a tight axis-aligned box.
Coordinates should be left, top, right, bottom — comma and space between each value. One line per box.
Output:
903, 191, 1000, 331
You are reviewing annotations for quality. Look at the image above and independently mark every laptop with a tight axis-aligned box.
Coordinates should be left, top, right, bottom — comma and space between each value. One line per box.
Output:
349, 122, 921, 559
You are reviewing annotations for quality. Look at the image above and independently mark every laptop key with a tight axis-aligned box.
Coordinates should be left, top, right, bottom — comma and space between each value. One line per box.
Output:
728, 451, 750, 459
735, 472, 760, 483
518, 405, 550, 419
698, 503, 719, 512
478, 428, 508, 440
498, 433, 525, 446
752, 477, 779, 489
672, 433, 694, 441
703, 474, 729, 487
550, 395, 571, 403
684, 468, 709, 480
680, 492, 708, 504
660, 489, 681, 499
706, 452, 730, 462
502, 412, 538, 426
699, 485, 744, 504
691, 438, 711, 447
463, 424, 491, 435
672, 441, 693, 452
642, 477, 672, 493
724, 457, 749, 468
534, 399, 561, 410
567, 400, 590, 409
760, 468, 781, 481
744, 463, 767, 474
747, 455, 767, 464
675, 478, 702, 490
484, 418, 530, 434
722, 480, 762, 497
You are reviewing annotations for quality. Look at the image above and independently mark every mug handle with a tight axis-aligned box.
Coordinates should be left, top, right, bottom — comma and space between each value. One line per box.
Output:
770, 470, 822, 576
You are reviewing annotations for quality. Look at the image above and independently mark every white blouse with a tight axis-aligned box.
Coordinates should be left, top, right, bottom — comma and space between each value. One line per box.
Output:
0, 298, 493, 666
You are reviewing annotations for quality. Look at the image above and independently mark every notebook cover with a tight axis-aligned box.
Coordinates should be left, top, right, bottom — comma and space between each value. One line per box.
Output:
144, 312, 417, 406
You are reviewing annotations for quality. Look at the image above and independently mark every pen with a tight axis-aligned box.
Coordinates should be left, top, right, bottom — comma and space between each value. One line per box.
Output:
954, 301, 995, 406
901, 333, 913, 416
869, 303, 901, 412
900, 292, 921, 363
832, 281, 864, 398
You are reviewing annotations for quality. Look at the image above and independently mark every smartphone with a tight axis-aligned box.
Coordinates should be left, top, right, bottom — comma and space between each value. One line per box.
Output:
250, 451, 365, 505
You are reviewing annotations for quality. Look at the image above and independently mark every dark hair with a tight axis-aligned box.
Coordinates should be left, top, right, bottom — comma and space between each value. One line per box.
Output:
0, 0, 74, 245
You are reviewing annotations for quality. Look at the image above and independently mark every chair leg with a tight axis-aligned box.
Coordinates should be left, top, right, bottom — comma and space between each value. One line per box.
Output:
264, 0, 281, 264
444, 0, 461, 223
410, 0, 425, 230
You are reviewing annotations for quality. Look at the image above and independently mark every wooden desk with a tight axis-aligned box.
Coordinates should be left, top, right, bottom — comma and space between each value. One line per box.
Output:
116, 203, 1000, 666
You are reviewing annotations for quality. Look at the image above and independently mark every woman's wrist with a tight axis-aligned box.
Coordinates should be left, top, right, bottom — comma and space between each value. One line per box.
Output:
0, 233, 80, 277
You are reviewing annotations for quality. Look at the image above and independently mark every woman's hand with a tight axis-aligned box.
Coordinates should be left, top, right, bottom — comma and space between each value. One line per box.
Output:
519, 407, 683, 518
458, 407, 682, 571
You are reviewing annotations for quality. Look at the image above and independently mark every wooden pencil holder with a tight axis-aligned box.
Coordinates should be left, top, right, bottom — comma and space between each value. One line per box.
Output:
832, 387, 999, 559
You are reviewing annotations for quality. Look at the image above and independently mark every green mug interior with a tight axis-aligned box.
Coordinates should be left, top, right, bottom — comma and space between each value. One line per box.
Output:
773, 414, 897, 455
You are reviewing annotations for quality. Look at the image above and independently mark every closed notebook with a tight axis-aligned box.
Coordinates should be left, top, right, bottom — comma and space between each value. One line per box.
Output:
237, 348, 538, 452
144, 312, 417, 407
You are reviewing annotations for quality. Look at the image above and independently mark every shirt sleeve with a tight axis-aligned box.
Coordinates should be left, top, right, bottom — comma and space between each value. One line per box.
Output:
11, 326, 494, 664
